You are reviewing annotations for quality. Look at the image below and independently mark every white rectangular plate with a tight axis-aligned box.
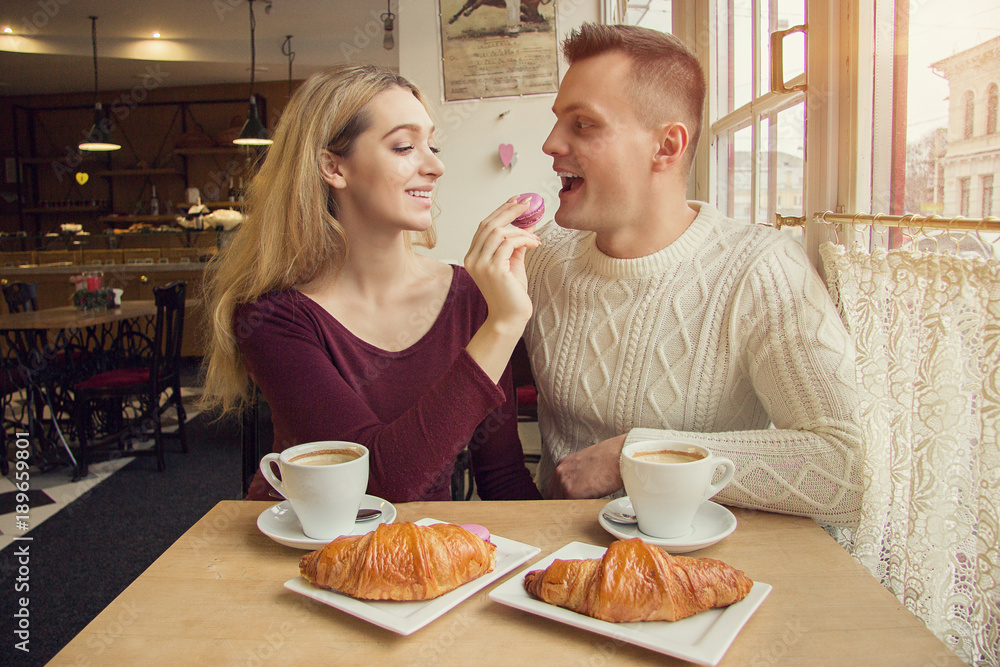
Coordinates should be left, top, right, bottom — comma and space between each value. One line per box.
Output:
488, 541, 771, 666
284, 518, 541, 636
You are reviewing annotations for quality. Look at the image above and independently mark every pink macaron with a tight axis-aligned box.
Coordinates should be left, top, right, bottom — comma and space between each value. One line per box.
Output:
459, 524, 491, 543
512, 193, 544, 228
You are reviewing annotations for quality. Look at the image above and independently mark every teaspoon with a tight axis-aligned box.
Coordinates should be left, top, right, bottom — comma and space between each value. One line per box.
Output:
602, 510, 638, 525
356, 508, 382, 522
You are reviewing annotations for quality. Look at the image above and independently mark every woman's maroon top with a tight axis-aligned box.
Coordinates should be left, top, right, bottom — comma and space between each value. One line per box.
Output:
237, 265, 540, 502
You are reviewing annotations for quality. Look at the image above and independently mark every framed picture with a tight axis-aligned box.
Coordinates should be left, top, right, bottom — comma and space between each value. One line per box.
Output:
439, 0, 559, 102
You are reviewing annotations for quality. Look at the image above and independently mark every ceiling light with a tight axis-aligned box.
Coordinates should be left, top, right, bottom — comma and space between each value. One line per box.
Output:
2, 27, 13, 34
234, 0, 272, 146
152, 31, 161, 38
234, 97, 271, 146
382, 1, 395, 50
79, 16, 121, 152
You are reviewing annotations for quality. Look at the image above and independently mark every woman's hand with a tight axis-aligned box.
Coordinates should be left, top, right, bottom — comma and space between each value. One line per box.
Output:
464, 197, 541, 333
463, 198, 541, 384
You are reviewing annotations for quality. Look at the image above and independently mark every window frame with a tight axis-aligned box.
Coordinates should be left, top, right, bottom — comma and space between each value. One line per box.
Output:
964, 91, 976, 138
983, 174, 994, 218
680, 1, 849, 272
610, 0, 875, 272
988, 83, 998, 135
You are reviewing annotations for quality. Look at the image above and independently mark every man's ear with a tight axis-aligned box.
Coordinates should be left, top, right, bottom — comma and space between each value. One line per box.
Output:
319, 149, 348, 189
652, 122, 690, 172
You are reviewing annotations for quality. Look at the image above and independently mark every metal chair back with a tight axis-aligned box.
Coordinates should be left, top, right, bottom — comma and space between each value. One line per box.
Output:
3, 282, 38, 313
151, 281, 186, 392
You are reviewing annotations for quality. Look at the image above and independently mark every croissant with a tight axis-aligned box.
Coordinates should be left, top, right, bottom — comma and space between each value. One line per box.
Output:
299, 522, 497, 601
523, 538, 752, 622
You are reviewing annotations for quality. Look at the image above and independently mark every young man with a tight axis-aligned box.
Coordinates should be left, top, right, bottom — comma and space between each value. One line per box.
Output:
524, 24, 863, 527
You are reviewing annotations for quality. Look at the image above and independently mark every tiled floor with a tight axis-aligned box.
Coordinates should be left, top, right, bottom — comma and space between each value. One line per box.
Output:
0, 385, 202, 552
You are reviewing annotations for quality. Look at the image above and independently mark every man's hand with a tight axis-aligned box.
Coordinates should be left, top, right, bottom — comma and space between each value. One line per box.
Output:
545, 434, 627, 499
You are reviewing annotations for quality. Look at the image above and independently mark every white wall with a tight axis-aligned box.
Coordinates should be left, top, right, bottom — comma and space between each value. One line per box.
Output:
399, 0, 600, 262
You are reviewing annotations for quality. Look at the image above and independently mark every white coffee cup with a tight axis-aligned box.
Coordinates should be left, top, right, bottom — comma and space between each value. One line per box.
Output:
260, 441, 369, 540
620, 439, 735, 539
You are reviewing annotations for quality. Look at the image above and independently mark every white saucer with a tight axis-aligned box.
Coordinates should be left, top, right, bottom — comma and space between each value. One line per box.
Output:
257, 495, 396, 550
598, 497, 737, 553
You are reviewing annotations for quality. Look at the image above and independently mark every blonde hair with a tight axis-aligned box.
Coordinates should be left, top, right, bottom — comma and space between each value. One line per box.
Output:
201, 65, 436, 414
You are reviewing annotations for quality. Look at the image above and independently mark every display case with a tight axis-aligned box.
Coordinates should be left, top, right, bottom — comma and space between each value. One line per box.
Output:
0, 243, 218, 357
10, 96, 265, 242
0, 229, 231, 267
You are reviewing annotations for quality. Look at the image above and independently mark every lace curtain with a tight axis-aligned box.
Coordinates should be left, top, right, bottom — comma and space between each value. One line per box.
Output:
821, 241, 1000, 666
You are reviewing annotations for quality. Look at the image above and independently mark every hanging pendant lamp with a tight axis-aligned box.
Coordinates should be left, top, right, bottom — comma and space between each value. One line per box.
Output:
79, 16, 121, 152
382, 1, 395, 51
234, 0, 273, 146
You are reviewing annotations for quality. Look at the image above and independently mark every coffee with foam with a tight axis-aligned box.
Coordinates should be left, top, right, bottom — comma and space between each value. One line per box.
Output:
632, 449, 706, 464
290, 448, 362, 466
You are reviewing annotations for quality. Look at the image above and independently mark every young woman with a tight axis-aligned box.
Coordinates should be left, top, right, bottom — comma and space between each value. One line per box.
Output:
201, 65, 541, 502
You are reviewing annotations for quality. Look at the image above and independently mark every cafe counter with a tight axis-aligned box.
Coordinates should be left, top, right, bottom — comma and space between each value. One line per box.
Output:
0, 262, 208, 357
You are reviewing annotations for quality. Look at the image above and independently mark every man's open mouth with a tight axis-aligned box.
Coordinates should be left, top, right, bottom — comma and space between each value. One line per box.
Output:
558, 171, 584, 194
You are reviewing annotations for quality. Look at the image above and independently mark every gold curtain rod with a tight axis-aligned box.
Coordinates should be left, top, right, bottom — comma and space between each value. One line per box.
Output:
774, 212, 1000, 233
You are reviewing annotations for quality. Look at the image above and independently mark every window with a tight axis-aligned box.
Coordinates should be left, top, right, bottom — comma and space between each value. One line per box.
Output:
705, 0, 805, 240
988, 83, 998, 135
963, 91, 975, 138
984, 175, 994, 218
624, 0, 672, 31
872, 1, 1000, 249
936, 164, 946, 208
678, 0, 1000, 264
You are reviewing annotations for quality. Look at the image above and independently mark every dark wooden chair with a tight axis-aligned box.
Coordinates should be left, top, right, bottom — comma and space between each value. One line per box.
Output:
511, 338, 538, 423
0, 282, 38, 475
0, 362, 23, 477
511, 338, 540, 469
451, 449, 474, 501
73, 281, 188, 477
449, 339, 542, 499
241, 384, 274, 497
2, 282, 38, 314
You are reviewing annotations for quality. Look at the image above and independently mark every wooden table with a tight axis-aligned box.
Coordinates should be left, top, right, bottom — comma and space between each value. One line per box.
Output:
0, 301, 157, 332
51, 501, 962, 666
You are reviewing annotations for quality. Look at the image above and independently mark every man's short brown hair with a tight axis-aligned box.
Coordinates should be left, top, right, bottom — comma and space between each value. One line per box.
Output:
563, 24, 706, 164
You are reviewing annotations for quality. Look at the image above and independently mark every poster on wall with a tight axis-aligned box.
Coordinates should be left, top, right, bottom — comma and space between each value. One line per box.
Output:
439, 0, 559, 102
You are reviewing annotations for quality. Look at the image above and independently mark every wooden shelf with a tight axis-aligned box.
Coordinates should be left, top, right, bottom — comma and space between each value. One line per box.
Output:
23, 206, 107, 214
18, 155, 106, 166
173, 147, 245, 156
94, 168, 184, 177
97, 215, 180, 224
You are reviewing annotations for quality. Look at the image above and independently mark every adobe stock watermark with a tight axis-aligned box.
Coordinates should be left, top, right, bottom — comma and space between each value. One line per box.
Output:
198, 156, 248, 204
749, 618, 807, 666
433, 98, 483, 145
11, 430, 33, 655
14, 0, 73, 36
212, 0, 247, 21
67, 600, 144, 666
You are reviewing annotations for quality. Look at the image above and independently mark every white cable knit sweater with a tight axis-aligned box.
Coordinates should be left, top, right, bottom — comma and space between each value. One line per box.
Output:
524, 202, 864, 527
